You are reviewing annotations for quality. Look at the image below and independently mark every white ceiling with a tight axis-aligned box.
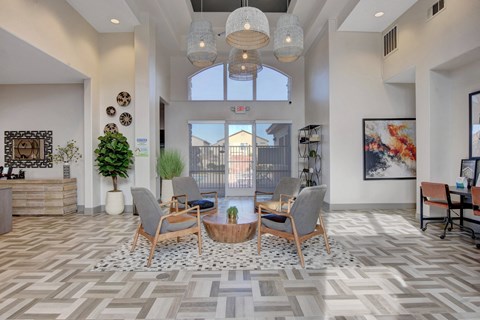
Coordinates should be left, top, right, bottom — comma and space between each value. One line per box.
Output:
338, 0, 418, 32
0, 0, 419, 85
65, 0, 139, 33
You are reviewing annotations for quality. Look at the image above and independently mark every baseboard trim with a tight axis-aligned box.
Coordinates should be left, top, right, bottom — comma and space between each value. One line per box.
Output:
81, 206, 102, 215
81, 205, 134, 215
324, 202, 416, 211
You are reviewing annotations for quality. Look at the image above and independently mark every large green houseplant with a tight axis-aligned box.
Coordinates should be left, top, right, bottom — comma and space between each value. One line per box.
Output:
157, 149, 185, 202
94, 132, 134, 214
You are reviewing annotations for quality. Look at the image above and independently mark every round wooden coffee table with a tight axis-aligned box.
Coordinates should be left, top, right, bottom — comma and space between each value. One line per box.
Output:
203, 212, 258, 243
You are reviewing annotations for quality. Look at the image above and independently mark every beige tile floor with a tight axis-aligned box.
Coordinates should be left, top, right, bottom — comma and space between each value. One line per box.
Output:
0, 198, 480, 319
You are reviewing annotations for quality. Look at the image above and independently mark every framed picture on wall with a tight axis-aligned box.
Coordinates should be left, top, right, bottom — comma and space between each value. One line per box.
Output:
363, 118, 416, 180
469, 90, 480, 158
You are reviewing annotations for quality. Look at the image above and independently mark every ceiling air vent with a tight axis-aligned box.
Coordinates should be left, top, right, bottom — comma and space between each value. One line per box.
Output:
428, 0, 445, 19
383, 26, 397, 57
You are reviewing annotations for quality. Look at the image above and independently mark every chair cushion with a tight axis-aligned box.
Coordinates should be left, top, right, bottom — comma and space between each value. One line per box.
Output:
258, 200, 291, 212
188, 199, 214, 210
261, 216, 289, 232
262, 214, 287, 223
162, 215, 197, 233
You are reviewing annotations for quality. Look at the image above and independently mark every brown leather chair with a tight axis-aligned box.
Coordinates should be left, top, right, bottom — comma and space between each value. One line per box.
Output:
420, 182, 475, 240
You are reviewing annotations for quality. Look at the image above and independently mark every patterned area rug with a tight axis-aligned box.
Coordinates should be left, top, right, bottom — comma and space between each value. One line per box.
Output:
92, 227, 362, 271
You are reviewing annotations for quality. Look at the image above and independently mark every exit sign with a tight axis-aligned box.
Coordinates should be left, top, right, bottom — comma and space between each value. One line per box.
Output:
232, 105, 250, 113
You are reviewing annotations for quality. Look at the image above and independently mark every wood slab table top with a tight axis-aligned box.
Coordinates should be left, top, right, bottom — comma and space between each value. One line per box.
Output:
202, 212, 258, 243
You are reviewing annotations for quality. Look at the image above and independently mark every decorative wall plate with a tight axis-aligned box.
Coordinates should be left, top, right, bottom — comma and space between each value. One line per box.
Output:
119, 112, 133, 126
106, 106, 116, 116
104, 123, 119, 134
116, 91, 131, 106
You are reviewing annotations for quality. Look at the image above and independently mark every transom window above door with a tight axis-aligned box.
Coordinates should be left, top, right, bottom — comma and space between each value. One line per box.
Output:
189, 63, 291, 101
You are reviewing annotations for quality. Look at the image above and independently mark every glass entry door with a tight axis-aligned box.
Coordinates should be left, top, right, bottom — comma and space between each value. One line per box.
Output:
225, 122, 255, 196
189, 121, 291, 197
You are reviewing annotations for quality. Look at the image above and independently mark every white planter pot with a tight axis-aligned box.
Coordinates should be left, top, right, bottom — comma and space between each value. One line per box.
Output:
105, 191, 124, 215
161, 179, 174, 203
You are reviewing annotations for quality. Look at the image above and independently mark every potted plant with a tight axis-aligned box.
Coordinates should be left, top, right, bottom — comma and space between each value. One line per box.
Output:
227, 206, 238, 223
94, 132, 134, 215
157, 149, 185, 202
50, 140, 82, 179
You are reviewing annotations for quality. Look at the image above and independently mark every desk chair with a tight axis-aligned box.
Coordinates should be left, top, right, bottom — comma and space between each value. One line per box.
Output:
420, 182, 476, 240
469, 186, 480, 248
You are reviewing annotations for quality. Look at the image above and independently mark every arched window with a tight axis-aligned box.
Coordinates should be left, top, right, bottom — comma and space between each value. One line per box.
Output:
189, 64, 224, 101
189, 64, 291, 101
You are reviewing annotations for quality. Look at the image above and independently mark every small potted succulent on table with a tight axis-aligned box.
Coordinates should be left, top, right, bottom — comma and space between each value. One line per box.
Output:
227, 206, 238, 223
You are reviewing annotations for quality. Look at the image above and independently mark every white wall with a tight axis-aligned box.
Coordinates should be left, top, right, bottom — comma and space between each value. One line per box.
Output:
430, 62, 480, 188
305, 26, 331, 201
0, 0, 103, 211
98, 33, 135, 206
382, 0, 480, 212
327, 23, 416, 207
0, 84, 85, 205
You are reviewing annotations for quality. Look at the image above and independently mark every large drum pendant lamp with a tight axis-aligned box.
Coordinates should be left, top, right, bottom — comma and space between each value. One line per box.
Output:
274, 14, 303, 62
228, 48, 263, 81
187, 20, 217, 67
225, 3, 270, 50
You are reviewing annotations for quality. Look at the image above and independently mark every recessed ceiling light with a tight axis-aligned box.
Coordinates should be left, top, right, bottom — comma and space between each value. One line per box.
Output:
374, 11, 385, 18
110, 18, 120, 24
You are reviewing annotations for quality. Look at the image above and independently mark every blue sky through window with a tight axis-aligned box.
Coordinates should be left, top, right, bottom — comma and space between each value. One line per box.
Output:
192, 123, 275, 145
190, 64, 223, 100
190, 64, 289, 101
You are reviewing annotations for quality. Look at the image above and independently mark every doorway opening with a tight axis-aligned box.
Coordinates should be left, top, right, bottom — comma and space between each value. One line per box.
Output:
189, 121, 291, 196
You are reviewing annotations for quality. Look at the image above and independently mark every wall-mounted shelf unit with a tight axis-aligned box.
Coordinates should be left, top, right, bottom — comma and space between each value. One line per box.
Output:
298, 125, 321, 188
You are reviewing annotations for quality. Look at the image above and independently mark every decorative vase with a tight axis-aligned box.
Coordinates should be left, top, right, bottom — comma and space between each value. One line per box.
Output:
161, 179, 174, 203
63, 162, 70, 179
105, 191, 125, 215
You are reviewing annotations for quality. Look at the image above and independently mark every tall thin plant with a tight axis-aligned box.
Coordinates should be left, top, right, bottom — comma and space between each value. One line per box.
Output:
157, 149, 185, 179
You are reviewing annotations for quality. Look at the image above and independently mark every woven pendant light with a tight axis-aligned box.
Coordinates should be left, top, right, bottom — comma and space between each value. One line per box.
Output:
187, 20, 217, 67
225, 1, 270, 50
274, 14, 303, 62
228, 48, 263, 81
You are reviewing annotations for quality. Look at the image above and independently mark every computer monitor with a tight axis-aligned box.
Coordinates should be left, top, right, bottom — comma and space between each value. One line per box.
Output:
460, 159, 476, 187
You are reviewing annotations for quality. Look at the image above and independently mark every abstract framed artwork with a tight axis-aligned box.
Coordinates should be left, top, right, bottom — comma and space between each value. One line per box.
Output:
469, 90, 480, 159
363, 118, 416, 180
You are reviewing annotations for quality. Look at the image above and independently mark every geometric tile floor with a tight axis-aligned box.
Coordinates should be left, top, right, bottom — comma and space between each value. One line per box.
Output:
1, 198, 480, 319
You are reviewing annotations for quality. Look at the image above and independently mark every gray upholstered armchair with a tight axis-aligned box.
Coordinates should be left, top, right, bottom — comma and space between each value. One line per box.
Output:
131, 187, 202, 267
172, 177, 218, 215
257, 185, 330, 268
254, 177, 301, 212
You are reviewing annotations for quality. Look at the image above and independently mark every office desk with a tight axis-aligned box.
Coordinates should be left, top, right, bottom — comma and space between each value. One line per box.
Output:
420, 186, 479, 229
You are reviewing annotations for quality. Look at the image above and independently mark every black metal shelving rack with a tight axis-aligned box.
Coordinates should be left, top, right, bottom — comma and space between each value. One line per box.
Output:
298, 125, 321, 188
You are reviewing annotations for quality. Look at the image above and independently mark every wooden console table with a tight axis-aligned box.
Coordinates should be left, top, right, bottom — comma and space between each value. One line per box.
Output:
0, 179, 77, 215
0, 188, 12, 234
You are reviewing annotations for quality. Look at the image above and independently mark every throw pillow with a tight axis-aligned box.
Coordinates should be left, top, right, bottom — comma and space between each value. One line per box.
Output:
188, 199, 214, 210
262, 214, 287, 223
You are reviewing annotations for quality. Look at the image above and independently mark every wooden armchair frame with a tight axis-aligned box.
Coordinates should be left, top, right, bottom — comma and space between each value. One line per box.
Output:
131, 199, 202, 267
256, 202, 330, 268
